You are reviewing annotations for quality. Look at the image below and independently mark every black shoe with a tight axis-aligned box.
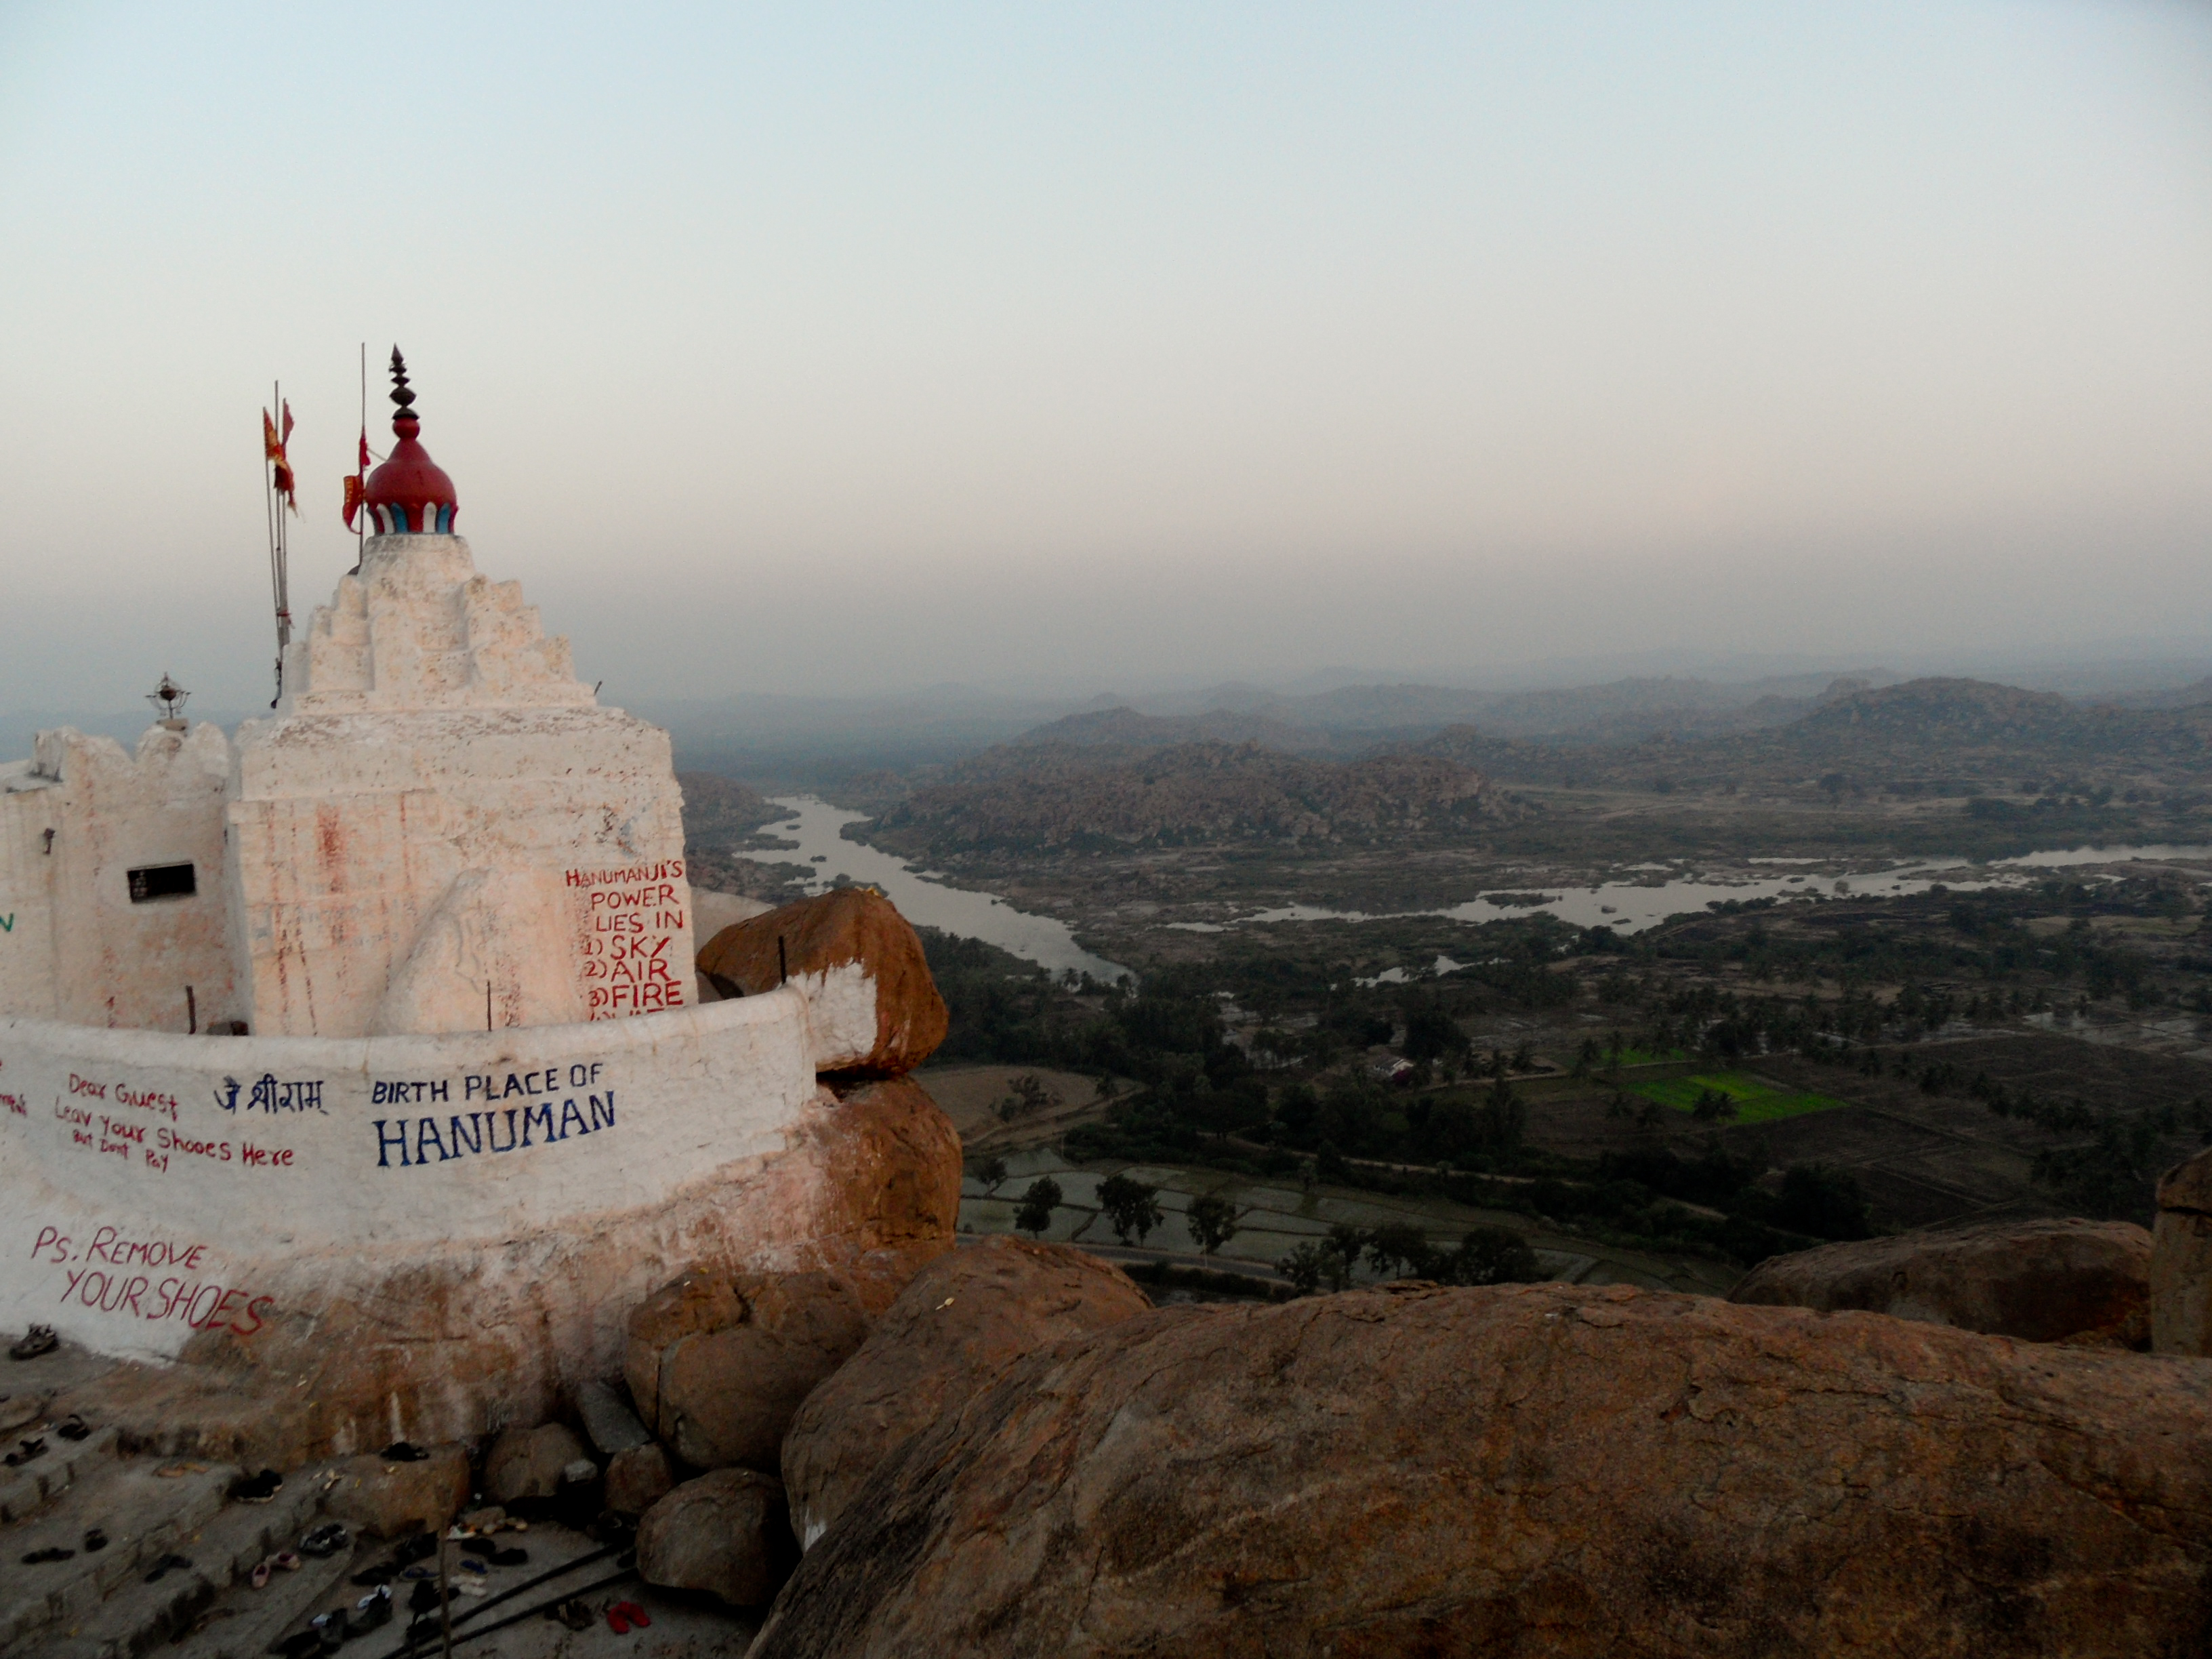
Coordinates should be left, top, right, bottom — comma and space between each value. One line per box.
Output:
4, 1437, 46, 1467
408, 1579, 441, 1616
268, 1629, 323, 1658
378, 1441, 428, 1462
22, 1546, 75, 1564
9, 1326, 58, 1361
144, 1552, 194, 1583
56, 1414, 89, 1441
350, 1588, 393, 1631
298, 1523, 350, 1559
455, 1535, 495, 1559
392, 1533, 436, 1565
233, 1468, 284, 1503
491, 1545, 529, 1566
82, 1528, 106, 1553
348, 1561, 396, 1586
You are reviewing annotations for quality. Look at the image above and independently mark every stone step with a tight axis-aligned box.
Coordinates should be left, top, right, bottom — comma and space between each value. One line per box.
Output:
39, 1469, 336, 1659
0, 1456, 236, 1656
0, 1426, 124, 1524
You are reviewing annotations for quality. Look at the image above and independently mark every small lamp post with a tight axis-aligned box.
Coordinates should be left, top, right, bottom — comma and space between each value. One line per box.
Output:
147, 674, 190, 732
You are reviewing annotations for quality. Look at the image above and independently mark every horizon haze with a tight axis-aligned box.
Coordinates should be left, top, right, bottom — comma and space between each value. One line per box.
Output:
2, 1, 2207, 714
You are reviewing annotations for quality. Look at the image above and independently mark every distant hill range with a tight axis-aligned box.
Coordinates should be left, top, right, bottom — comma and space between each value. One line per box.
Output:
865, 674, 2212, 853
1413, 676, 2212, 790
874, 739, 1490, 852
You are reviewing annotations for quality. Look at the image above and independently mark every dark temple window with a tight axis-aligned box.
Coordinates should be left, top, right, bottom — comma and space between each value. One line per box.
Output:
127, 863, 197, 903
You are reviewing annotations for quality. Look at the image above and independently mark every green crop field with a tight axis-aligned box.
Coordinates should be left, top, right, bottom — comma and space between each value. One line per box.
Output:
1627, 1071, 1853, 1124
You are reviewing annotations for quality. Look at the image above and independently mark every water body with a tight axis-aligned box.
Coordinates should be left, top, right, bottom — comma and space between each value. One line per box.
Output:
758, 801, 2211, 981
760, 798, 1132, 983
1240, 844, 2212, 938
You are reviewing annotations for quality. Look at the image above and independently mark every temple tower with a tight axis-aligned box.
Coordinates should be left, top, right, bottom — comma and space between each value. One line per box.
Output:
224, 354, 695, 1036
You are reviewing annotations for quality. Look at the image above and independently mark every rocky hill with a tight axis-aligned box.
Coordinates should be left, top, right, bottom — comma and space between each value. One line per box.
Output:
873, 739, 1489, 852
677, 771, 782, 845
1412, 676, 2212, 792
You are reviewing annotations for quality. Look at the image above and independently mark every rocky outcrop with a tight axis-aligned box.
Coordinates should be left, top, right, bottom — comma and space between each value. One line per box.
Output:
750, 1282, 2212, 1659
1729, 1217, 2152, 1346
875, 739, 1490, 854
626, 1269, 869, 1473
783, 1237, 1151, 1549
2152, 1146, 2212, 1355
697, 888, 947, 1077
605, 1442, 675, 1516
485, 1421, 588, 1503
637, 1468, 798, 1608
321, 1443, 471, 1538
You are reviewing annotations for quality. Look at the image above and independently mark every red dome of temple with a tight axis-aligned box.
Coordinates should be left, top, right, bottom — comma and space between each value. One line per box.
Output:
363, 348, 458, 535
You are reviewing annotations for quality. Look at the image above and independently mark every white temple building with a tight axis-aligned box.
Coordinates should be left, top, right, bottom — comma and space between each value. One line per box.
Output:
0, 361, 904, 1430
0, 365, 695, 1038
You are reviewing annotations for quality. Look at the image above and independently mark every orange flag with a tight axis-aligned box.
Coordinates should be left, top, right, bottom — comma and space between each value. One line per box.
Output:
262, 402, 298, 515
342, 429, 370, 529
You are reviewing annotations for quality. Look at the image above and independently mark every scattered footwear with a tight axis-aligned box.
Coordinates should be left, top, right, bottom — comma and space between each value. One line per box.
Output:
144, 1552, 194, 1582
252, 1560, 272, 1590
453, 1578, 487, 1597
234, 1468, 284, 1503
298, 1523, 350, 1558
392, 1533, 437, 1565
456, 1555, 488, 1576
156, 1460, 210, 1478
407, 1579, 441, 1616
9, 1325, 58, 1361
379, 1440, 428, 1462
22, 1546, 75, 1563
351, 1586, 394, 1631
5, 1437, 46, 1467
617, 1599, 653, 1628
349, 1561, 395, 1586
55, 1412, 89, 1441
274, 1550, 302, 1572
82, 1527, 107, 1553
490, 1544, 529, 1566
400, 1564, 436, 1581
605, 1602, 632, 1635
553, 1598, 592, 1631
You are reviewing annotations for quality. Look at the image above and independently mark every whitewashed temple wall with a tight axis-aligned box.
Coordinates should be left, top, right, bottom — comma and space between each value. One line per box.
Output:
228, 533, 695, 1039
0, 986, 819, 1361
0, 726, 239, 1033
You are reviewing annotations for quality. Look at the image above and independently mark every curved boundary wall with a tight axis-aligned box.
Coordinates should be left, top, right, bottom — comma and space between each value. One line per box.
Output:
0, 990, 817, 1362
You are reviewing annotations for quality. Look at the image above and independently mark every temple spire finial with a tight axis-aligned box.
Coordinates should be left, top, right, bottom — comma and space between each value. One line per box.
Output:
388, 346, 416, 417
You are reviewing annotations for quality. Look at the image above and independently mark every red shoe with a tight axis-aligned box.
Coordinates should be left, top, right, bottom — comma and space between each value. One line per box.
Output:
619, 1600, 652, 1629
605, 1604, 631, 1635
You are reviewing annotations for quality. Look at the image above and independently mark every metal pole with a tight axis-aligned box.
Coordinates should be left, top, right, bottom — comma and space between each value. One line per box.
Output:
438, 1536, 454, 1659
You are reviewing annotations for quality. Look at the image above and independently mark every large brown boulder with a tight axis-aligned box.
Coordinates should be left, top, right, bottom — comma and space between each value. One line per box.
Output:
637, 1467, 798, 1608
321, 1443, 471, 1538
749, 1282, 2212, 1659
626, 1269, 869, 1472
2152, 1145, 2212, 1354
783, 1236, 1152, 1549
1728, 1217, 2152, 1346
485, 1420, 590, 1502
697, 887, 947, 1077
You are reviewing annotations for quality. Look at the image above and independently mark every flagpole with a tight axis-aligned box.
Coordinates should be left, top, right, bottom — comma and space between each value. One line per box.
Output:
358, 342, 367, 567
264, 382, 281, 706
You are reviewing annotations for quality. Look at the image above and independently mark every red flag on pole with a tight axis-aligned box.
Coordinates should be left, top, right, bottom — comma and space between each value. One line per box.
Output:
262, 403, 298, 515
342, 428, 371, 529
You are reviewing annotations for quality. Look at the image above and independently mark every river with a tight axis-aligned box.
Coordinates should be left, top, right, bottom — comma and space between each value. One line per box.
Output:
762, 798, 1132, 983
760, 795, 2212, 975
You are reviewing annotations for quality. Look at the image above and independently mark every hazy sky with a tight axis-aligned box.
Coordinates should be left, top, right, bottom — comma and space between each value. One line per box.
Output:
2, 2, 2208, 714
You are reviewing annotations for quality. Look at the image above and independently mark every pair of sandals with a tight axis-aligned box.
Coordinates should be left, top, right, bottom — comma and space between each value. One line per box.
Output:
5, 1437, 45, 1467
9, 1325, 58, 1361
298, 1523, 350, 1559
250, 1550, 304, 1588
234, 1468, 284, 1503
20, 1531, 98, 1565
605, 1599, 653, 1635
